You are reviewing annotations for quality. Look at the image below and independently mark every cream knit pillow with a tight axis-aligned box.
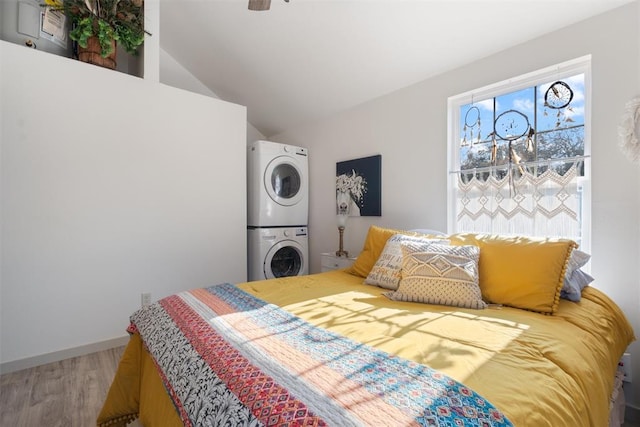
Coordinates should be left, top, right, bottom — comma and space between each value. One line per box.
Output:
384, 243, 487, 309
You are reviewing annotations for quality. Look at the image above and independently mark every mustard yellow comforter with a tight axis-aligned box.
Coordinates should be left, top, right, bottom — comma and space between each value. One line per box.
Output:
98, 270, 634, 427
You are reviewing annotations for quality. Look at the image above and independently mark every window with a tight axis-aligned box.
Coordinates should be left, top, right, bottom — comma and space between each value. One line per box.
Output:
447, 56, 591, 250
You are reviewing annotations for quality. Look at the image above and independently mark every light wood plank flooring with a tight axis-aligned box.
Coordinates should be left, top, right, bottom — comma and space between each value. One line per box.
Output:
0, 346, 130, 427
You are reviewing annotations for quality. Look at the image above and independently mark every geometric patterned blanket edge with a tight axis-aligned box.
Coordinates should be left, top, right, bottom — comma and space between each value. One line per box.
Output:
130, 283, 513, 427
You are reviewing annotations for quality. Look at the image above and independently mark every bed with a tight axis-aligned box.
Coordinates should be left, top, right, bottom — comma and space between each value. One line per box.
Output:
97, 227, 635, 427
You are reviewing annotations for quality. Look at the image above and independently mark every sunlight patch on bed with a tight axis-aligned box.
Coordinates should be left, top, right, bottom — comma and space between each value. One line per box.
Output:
277, 290, 530, 384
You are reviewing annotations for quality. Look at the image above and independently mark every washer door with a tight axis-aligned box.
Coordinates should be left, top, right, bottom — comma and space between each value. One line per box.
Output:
264, 156, 304, 207
264, 240, 305, 279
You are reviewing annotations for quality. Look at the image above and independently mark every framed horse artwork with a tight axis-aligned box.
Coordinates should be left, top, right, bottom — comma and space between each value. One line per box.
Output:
336, 155, 381, 216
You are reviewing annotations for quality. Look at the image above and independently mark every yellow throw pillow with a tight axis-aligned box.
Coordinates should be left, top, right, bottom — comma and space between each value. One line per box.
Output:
448, 233, 577, 314
349, 226, 412, 277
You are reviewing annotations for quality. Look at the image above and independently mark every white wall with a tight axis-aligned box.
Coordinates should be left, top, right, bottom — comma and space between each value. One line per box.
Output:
159, 48, 265, 145
0, 41, 247, 370
274, 3, 640, 410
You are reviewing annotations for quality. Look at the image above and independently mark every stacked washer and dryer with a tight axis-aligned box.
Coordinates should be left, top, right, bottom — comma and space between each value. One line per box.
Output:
247, 140, 309, 281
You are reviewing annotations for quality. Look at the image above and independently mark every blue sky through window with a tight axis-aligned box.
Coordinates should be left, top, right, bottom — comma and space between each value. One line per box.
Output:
459, 73, 585, 168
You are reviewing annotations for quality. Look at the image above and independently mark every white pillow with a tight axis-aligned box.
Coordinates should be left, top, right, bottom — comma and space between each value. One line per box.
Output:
364, 234, 448, 290
561, 269, 595, 302
384, 243, 487, 310
565, 249, 590, 277
560, 249, 592, 302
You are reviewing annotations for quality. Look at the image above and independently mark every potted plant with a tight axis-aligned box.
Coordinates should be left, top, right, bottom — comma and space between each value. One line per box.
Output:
43, 0, 146, 69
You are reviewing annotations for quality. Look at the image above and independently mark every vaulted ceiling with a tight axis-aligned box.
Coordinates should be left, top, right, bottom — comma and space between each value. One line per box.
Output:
159, 0, 634, 137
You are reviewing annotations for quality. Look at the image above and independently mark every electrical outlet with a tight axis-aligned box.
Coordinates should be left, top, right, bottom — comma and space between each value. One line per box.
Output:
141, 292, 152, 307
619, 353, 632, 383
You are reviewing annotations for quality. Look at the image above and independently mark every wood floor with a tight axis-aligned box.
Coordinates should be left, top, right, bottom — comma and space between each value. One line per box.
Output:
0, 346, 129, 427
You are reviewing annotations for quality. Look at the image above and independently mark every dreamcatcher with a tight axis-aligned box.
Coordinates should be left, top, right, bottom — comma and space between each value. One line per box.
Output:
493, 109, 532, 193
494, 109, 530, 141
544, 81, 575, 128
462, 105, 481, 146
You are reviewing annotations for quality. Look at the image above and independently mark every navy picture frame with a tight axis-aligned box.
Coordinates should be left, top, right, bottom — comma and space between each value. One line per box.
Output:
336, 154, 381, 217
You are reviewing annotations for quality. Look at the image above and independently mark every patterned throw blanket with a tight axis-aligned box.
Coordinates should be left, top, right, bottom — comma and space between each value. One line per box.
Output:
130, 283, 512, 427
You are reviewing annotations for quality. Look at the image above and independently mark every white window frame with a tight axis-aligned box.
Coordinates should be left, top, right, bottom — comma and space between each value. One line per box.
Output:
446, 55, 592, 253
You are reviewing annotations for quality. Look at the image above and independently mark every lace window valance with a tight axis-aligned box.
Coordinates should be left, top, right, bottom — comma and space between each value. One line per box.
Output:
453, 157, 586, 241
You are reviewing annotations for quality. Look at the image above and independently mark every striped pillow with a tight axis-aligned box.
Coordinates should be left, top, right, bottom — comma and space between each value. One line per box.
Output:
365, 234, 448, 290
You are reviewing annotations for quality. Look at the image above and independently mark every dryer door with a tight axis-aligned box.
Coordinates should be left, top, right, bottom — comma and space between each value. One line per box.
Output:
264, 156, 305, 207
264, 239, 305, 279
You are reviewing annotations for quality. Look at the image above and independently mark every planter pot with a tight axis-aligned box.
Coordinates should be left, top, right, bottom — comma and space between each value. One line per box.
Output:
77, 36, 116, 70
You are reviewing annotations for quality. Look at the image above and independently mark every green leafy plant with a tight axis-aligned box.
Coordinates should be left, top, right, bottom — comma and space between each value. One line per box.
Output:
44, 0, 147, 57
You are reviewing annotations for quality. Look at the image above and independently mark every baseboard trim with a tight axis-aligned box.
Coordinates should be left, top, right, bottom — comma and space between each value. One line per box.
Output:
626, 403, 640, 423
0, 335, 130, 375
